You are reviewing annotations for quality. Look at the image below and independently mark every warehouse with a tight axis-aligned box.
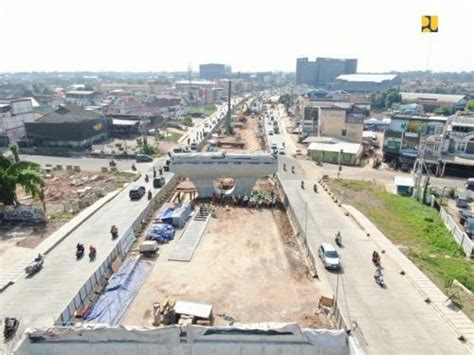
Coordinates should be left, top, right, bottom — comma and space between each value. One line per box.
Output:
25, 105, 110, 148
307, 141, 363, 166
331, 74, 400, 92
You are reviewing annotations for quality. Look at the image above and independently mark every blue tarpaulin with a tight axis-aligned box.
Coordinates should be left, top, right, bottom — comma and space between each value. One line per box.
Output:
147, 223, 175, 243
157, 207, 175, 225
84, 259, 149, 325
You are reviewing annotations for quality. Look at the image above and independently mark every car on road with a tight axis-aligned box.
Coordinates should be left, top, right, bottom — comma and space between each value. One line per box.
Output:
458, 209, 473, 224
278, 148, 285, 155
465, 217, 474, 238
190, 142, 197, 150
268, 130, 274, 135
129, 186, 146, 200
153, 176, 166, 188
318, 243, 341, 270
456, 196, 470, 209
271, 143, 278, 151
136, 154, 153, 163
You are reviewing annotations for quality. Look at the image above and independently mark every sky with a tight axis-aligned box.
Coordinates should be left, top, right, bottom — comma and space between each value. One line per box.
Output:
0, 0, 472, 73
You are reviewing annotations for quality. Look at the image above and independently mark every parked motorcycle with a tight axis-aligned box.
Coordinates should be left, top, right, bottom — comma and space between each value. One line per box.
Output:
3, 317, 19, 340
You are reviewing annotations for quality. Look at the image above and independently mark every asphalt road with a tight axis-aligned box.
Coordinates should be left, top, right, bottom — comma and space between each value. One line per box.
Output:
0, 163, 173, 351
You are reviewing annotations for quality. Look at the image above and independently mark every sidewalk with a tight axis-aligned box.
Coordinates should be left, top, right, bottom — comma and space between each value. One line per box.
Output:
344, 205, 474, 351
277, 157, 470, 354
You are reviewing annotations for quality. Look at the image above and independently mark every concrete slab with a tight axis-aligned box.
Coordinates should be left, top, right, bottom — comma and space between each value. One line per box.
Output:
168, 214, 211, 262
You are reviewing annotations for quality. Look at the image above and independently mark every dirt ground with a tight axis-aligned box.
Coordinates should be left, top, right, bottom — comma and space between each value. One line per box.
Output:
122, 205, 331, 328
0, 170, 135, 269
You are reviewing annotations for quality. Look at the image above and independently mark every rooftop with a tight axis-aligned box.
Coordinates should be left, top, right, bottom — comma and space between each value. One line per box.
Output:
400, 92, 466, 103
36, 105, 101, 123
336, 74, 398, 83
66, 90, 96, 96
308, 141, 362, 154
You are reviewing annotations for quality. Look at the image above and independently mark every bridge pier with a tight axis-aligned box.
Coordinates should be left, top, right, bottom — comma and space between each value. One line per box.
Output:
191, 178, 258, 198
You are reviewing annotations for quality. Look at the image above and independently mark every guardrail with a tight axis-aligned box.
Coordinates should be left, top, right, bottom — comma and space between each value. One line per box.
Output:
55, 175, 179, 326
435, 199, 473, 257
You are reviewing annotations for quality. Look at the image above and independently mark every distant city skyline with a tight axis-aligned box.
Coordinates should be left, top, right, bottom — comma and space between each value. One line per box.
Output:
0, 0, 472, 73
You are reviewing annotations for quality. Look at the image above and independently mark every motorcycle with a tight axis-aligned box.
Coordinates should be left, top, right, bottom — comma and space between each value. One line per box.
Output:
291, 166, 295, 174
131, 164, 137, 171
145, 174, 149, 183
374, 271, 386, 288
3, 317, 19, 340
335, 232, 342, 247
301, 180, 305, 189
147, 190, 152, 200
76, 248, 84, 259
372, 252, 381, 267
109, 160, 116, 168
111, 226, 118, 240
89, 247, 97, 261
283, 164, 286, 171
313, 184, 318, 193
25, 254, 44, 276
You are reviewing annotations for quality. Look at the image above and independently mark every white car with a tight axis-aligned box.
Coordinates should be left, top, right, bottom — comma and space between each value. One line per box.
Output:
318, 243, 341, 270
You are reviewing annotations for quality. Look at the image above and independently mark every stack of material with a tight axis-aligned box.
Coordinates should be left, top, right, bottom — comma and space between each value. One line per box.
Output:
247, 191, 276, 207
146, 223, 175, 243
155, 203, 192, 228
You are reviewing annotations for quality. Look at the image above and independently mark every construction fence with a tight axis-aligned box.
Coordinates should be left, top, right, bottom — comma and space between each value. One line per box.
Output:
55, 175, 179, 326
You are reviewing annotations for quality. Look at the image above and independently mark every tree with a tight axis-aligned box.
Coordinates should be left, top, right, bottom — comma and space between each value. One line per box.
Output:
0, 146, 45, 206
466, 99, 474, 112
384, 89, 402, 108
434, 106, 452, 116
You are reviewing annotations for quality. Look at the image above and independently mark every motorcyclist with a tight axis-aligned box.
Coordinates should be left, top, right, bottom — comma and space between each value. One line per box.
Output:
159, 167, 163, 175
110, 225, 118, 238
35, 253, 43, 262
301, 180, 305, 189
291, 166, 295, 174
374, 266, 384, 284
283, 163, 286, 171
313, 184, 318, 193
148, 190, 152, 200
89, 245, 97, 258
335, 231, 342, 245
153, 167, 157, 178
145, 174, 149, 183
76, 243, 84, 253
131, 163, 137, 171
372, 251, 380, 265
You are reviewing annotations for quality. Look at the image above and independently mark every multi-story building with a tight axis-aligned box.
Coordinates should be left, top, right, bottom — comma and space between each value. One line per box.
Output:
199, 63, 232, 80
296, 57, 358, 87
444, 113, 474, 157
0, 98, 35, 146
382, 114, 447, 166
296, 58, 319, 86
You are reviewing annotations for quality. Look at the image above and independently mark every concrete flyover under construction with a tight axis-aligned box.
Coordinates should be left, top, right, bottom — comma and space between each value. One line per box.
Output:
170, 152, 278, 197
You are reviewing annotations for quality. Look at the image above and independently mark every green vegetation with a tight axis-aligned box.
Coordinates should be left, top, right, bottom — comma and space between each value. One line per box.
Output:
48, 211, 74, 223
466, 99, 474, 112
181, 117, 194, 127
155, 131, 182, 143
279, 94, 297, 110
369, 88, 402, 109
328, 179, 474, 293
188, 104, 216, 117
0, 145, 45, 206
105, 171, 138, 180
434, 106, 453, 116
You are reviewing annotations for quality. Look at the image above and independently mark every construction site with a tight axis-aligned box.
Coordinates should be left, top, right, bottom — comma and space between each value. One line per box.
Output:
75, 98, 333, 331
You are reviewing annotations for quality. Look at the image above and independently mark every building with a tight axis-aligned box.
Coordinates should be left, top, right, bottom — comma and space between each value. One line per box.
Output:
400, 92, 468, 112
25, 106, 110, 148
331, 74, 401, 92
65, 90, 99, 106
307, 140, 363, 166
199, 63, 232, 80
296, 57, 357, 87
296, 58, 319, 86
444, 113, 474, 157
382, 114, 447, 166
0, 98, 35, 146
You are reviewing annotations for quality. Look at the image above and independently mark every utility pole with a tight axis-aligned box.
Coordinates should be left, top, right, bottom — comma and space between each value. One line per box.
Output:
187, 62, 193, 103
226, 79, 232, 135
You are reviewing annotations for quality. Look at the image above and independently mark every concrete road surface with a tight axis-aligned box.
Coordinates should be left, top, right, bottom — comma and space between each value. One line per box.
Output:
0, 164, 173, 351
277, 156, 469, 354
